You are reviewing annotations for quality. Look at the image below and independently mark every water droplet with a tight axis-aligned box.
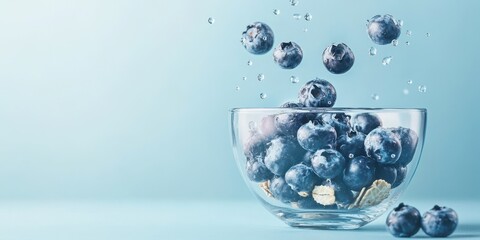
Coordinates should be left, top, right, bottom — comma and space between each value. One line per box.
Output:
303, 28, 308, 32
249, 121, 257, 131
262, 36, 268, 41
260, 93, 267, 99
407, 80, 413, 84
247, 60, 253, 66
382, 56, 392, 66
426, 32, 431, 37
403, 89, 409, 95
304, 13, 313, 21
392, 39, 399, 46
242, 76, 247, 81
257, 74, 265, 81
348, 153, 354, 159
371, 94, 380, 100
290, 76, 299, 83
290, 0, 299, 6
397, 19, 404, 27
235, 86, 240, 91
273, 9, 281, 15
369, 47, 377, 56
418, 85, 427, 93
327, 101, 332, 105
406, 41, 411, 46
207, 17, 215, 24
293, 13, 302, 20
406, 30, 412, 36
391, 154, 396, 159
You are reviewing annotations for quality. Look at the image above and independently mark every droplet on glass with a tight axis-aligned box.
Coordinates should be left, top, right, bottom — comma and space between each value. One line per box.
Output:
290, 76, 299, 83
290, 0, 299, 6
403, 89, 409, 95
207, 17, 215, 24
371, 94, 380, 100
391, 154, 396, 159
406, 30, 412, 36
382, 56, 392, 66
273, 9, 281, 15
369, 47, 377, 56
392, 39, 399, 46
247, 60, 253, 66
293, 13, 302, 20
260, 93, 267, 99
418, 85, 427, 93
304, 13, 312, 21
348, 153, 354, 159
257, 74, 265, 81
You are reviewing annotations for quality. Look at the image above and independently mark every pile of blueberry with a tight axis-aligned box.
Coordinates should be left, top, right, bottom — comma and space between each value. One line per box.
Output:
243, 78, 418, 210
386, 203, 458, 238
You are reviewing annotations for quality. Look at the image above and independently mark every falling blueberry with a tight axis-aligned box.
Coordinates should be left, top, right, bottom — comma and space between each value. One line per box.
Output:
298, 79, 337, 107
241, 22, 275, 55
273, 42, 303, 69
367, 14, 401, 45
422, 205, 458, 237
386, 203, 422, 237
322, 43, 355, 74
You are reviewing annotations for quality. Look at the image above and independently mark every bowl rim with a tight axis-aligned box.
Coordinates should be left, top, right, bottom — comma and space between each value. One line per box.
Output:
230, 107, 427, 113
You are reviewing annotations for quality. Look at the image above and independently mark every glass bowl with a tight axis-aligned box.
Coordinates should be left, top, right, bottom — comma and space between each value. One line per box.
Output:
230, 108, 426, 229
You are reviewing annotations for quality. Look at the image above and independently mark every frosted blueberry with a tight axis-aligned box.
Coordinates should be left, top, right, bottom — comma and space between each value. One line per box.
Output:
241, 22, 275, 55
273, 42, 303, 69
298, 79, 337, 107
367, 14, 402, 45
323, 43, 355, 74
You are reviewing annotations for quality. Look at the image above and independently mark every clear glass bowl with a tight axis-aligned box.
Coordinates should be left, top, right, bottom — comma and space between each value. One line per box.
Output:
230, 108, 426, 229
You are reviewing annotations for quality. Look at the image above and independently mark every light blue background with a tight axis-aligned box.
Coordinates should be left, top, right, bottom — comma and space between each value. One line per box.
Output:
0, 0, 478, 202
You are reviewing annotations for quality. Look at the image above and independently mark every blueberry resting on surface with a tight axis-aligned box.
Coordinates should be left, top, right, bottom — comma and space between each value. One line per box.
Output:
246, 159, 273, 182
241, 22, 274, 55
311, 149, 346, 179
298, 79, 337, 107
264, 136, 305, 176
392, 165, 407, 188
338, 131, 367, 159
297, 120, 337, 152
386, 203, 422, 237
390, 127, 419, 166
343, 156, 376, 191
269, 176, 302, 203
421, 205, 458, 237
365, 128, 402, 164
273, 42, 303, 69
367, 14, 401, 45
243, 134, 267, 160
352, 113, 382, 135
375, 164, 397, 185
285, 164, 317, 196
322, 43, 355, 74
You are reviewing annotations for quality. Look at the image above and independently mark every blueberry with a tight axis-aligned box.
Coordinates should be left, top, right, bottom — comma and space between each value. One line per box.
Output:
392, 165, 407, 188
365, 128, 402, 164
302, 151, 315, 166
275, 112, 310, 136
295, 196, 338, 210
280, 102, 304, 108
246, 159, 273, 182
285, 164, 317, 196
311, 149, 346, 179
367, 14, 401, 45
386, 203, 422, 237
241, 22, 274, 55
352, 113, 382, 135
273, 42, 303, 69
297, 120, 337, 152
322, 43, 355, 74
264, 136, 305, 176
243, 134, 267, 160
390, 127, 419, 166
269, 176, 302, 203
375, 164, 397, 185
298, 79, 337, 107
422, 205, 458, 237
259, 115, 279, 140
322, 113, 352, 137
338, 131, 367, 159
343, 156, 376, 191
313, 179, 354, 207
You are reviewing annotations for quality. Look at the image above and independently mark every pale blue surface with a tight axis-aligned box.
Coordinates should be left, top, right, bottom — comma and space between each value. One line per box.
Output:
0, 0, 479, 203
0, 200, 478, 240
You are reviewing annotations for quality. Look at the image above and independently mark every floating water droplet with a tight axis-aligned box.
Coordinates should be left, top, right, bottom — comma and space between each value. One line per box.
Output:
260, 93, 267, 99
392, 39, 399, 46
426, 32, 431, 37
207, 17, 215, 24
403, 89, 409, 95
290, 0, 299, 6
303, 28, 308, 32
391, 154, 396, 159
273, 9, 281, 15
242, 76, 247, 81
262, 36, 268, 41
397, 19, 404, 27
369, 47, 377, 56
257, 74, 265, 81
382, 56, 392, 66
348, 153, 354, 159
371, 94, 380, 100
406, 41, 411, 46
290, 76, 299, 83
247, 60, 253, 66
327, 101, 332, 105
235, 86, 240, 91
249, 121, 257, 131
304, 13, 313, 21
407, 80, 413, 84
418, 85, 427, 93
293, 13, 302, 20
406, 30, 412, 36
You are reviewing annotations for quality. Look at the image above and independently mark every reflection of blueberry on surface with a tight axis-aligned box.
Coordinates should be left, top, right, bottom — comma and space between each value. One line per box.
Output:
386, 203, 422, 237
285, 164, 317, 196
352, 113, 382, 135
375, 164, 397, 185
391, 127, 418, 166
241, 22, 274, 54
367, 14, 401, 45
392, 165, 407, 188
311, 149, 346, 179
273, 42, 303, 69
422, 205, 458, 237
343, 156, 376, 191
338, 131, 366, 159
298, 79, 337, 107
365, 128, 402, 164
322, 43, 355, 74
297, 121, 337, 152
264, 136, 305, 176
269, 176, 301, 203
246, 159, 273, 182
